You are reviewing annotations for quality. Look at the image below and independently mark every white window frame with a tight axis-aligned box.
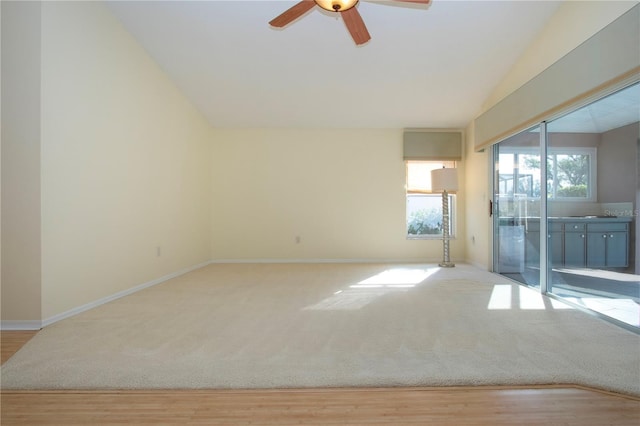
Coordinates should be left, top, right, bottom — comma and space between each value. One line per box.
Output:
499, 147, 597, 202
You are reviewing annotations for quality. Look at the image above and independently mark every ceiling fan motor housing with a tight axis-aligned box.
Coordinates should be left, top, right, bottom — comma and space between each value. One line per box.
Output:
315, 0, 359, 13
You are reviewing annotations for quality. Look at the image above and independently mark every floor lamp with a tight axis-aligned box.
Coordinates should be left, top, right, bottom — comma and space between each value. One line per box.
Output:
431, 167, 458, 268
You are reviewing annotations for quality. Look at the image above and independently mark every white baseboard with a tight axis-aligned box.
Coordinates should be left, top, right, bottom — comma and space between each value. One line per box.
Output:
0, 320, 42, 331
39, 260, 212, 328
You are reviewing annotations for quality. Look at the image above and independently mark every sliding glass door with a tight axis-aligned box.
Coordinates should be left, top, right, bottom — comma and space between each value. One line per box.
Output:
492, 82, 640, 330
493, 125, 542, 288
545, 83, 639, 328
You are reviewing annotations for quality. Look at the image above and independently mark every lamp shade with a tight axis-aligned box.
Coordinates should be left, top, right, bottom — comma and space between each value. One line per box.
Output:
431, 168, 458, 192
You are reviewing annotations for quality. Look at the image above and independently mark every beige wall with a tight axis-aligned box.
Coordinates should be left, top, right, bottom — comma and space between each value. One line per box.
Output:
463, 124, 490, 269
38, 2, 213, 320
1, 1, 43, 322
211, 128, 464, 262
464, 1, 637, 270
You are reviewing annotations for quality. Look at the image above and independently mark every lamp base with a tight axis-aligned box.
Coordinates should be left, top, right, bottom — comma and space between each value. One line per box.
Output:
438, 262, 455, 268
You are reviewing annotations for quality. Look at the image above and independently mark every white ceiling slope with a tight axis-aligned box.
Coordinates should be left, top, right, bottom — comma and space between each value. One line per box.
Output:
105, 0, 562, 129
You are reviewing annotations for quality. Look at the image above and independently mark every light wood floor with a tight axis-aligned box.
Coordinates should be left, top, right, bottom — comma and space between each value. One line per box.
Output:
2, 331, 639, 425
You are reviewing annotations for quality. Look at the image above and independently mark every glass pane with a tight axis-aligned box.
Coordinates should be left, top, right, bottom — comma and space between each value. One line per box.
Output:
546, 82, 640, 328
407, 194, 453, 237
554, 154, 589, 198
546, 151, 594, 200
493, 125, 541, 288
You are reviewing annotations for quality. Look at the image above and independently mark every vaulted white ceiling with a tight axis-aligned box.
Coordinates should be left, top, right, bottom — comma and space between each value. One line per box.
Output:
105, 0, 562, 129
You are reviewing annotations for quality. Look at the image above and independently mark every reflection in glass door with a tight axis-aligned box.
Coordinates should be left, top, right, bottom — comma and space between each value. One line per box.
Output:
493, 125, 542, 288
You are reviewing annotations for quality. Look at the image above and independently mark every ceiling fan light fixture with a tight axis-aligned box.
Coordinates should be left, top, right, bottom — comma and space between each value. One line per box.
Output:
315, 0, 359, 12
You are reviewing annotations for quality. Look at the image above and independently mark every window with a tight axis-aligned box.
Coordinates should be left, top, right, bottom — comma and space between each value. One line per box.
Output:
406, 161, 456, 239
547, 148, 596, 200
498, 147, 597, 202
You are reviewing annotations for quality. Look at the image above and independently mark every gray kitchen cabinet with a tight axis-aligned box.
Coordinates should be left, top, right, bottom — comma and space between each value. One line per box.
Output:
586, 223, 629, 268
524, 222, 563, 268
564, 222, 586, 267
548, 223, 564, 267
524, 223, 540, 268
523, 219, 630, 270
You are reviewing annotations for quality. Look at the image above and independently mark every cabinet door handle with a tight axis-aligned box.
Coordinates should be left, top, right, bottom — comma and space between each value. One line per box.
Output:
603, 234, 607, 238
581, 234, 585, 238
610, 234, 614, 238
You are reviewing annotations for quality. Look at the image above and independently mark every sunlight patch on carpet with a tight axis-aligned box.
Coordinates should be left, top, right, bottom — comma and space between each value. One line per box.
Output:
356, 268, 438, 286
304, 267, 438, 311
488, 284, 573, 310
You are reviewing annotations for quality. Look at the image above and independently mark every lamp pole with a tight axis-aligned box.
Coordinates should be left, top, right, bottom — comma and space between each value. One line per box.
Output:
439, 189, 454, 267
431, 166, 457, 268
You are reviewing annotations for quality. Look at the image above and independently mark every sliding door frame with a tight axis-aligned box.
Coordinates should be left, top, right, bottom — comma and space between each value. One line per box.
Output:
539, 122, 548, 294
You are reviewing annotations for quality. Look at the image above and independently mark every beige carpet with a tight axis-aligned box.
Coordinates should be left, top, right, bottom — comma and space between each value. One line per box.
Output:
2, 263, 639, 395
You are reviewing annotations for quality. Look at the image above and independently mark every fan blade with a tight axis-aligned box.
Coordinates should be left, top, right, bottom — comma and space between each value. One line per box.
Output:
269, 1, 316, 28
341, 7, 371, 45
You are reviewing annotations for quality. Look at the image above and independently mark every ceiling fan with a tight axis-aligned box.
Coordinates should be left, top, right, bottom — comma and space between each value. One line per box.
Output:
269, 0, 431, 46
